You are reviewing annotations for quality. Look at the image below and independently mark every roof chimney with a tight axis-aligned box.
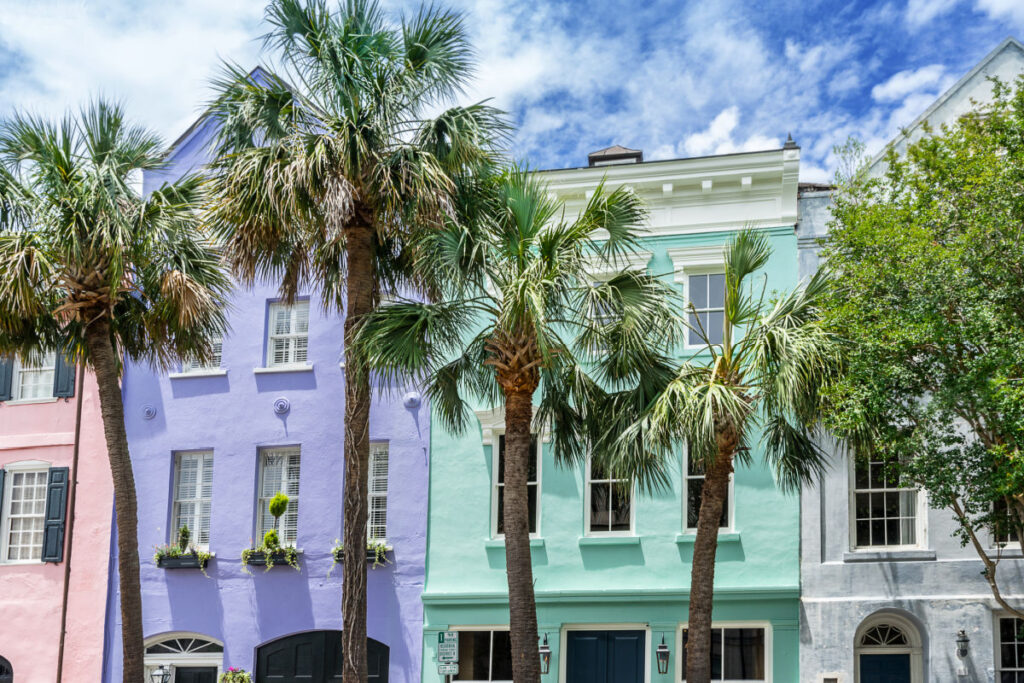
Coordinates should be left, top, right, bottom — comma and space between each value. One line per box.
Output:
587, 145, 643, 167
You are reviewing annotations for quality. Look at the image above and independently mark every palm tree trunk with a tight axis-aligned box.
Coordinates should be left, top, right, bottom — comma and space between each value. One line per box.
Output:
342, 221, 374, 683
685, 447, 734, 683
83, 317, 144, 683
503, 388, 541, 683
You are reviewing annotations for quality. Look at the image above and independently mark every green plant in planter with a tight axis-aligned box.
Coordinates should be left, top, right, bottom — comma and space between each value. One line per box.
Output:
241, 493, 299, 573
153, 525, 212, 577
219, 667, 252, 683
330, 538, 391, 575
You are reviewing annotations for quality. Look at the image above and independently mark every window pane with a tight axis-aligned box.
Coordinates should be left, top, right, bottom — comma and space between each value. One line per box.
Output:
610, 484, 631, 531
455, 632, 491, 680
590, 482, 610, 532
708, 274, 726, 309
259, 448, 300, 545
853, 456, 918, 548
723, 628, 765, 679
491, 631, 513, 680
6, 470, 48, 560
687, 480, 703, 528
527, 485, 538, 535
706, 311, 724, 345
689, 275, 708, 309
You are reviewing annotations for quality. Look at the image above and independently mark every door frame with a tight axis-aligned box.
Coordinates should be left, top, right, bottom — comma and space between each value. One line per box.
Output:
674, 620, 774, 683
559, 623, 651, 683
143, 632, 224, 681
853, 613, 923, 683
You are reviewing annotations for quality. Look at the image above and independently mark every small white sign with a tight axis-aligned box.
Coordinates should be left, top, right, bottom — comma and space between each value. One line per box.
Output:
438, 663, 459, 675
437, 631, 459, 663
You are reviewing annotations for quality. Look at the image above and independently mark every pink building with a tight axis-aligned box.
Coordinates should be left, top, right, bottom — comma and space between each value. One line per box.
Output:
0, 354, 113, 682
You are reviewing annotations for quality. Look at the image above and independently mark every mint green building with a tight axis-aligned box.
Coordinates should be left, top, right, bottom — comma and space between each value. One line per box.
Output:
421, 144, 803, 683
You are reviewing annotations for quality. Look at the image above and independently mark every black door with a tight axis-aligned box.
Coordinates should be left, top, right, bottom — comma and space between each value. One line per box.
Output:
256, 631, 389, 683
566, 630, 644, 683
175, 668, 218, 683
860, 653, 911, 683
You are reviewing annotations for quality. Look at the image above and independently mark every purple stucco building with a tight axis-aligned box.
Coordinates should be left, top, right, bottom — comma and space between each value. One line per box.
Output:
102, 115, 428, 683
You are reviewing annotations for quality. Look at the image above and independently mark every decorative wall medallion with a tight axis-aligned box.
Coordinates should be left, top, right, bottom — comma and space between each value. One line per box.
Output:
402, 391, 421, 410
273, 397, 291, 415
142, 404, 157, 420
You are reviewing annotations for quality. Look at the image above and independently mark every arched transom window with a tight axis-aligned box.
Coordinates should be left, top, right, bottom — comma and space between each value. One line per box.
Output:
145, 636, 223, 656
144, 633, 224, 681
859, 624, 909, 647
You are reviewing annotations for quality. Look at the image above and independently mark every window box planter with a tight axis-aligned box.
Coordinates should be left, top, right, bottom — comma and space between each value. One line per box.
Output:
157, 553, 211, 570
243, 547, 301, 570
331, 543, 392, 569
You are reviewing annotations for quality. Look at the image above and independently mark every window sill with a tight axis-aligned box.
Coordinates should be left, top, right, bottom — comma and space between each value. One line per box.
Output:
485, 538, 546, 549
0, 560, 45, 566
169, 369, 228, 379
253, 364, 314, 375
578, 535, 641, 547
676, 531, 741, 544
1, 397, 59, 406
843, 549, 936, 563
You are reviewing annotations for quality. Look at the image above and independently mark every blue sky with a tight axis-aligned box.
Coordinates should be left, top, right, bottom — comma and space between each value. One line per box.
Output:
0, 0, 1021, 181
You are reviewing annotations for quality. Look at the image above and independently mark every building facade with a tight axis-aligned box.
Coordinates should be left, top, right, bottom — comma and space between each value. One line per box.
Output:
101, 116, 430, 683
420, 144, 804, 683
798, 37, 1024, 683
0, 357, 113, 682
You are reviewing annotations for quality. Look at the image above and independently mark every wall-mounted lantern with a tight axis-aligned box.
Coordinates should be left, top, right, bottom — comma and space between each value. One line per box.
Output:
956, 629, 970, 659
539, 633, 552, 675
149, 665, 171, 683
656, 635, 671, 674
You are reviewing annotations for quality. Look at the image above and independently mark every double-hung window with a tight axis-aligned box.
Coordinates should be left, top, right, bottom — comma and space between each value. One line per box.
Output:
171, 452, 214, 547
684, 445, 731, 531
454, 630, 513, 682
368, 443, 389, 542
687, 273, 726, 346
2, 468, 48, 561
258, 447, 301, 546
852, 455, 919, 548
181, 337, 223, 374
266, 301, 310, 368
586, 458, 632, 534
681, 626, 767, 681
493, 434, 539, 537
998, 617, 1024, 680
13, 352, 57, 401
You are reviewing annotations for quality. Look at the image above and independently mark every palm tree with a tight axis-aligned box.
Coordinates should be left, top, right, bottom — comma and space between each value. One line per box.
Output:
0, 101, 229, 683
609, 230, 841, 683
358, 167, 679, 683
204, 1, 505, 680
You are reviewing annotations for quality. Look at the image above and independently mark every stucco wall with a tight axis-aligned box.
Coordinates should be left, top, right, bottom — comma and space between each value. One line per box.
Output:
0, 372, 113, 683
422, 226, 803, 682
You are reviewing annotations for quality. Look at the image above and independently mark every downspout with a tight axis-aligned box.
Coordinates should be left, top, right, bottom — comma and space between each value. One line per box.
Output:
56, 362, 86, 683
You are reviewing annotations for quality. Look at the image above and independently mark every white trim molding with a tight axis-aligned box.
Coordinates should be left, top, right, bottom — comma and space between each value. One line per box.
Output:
667, 245, 726, 283
583, 250, 653, 281
475, 406, 550, 446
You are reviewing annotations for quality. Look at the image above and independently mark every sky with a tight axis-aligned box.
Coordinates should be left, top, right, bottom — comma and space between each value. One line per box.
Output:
0, 0, 1021, 182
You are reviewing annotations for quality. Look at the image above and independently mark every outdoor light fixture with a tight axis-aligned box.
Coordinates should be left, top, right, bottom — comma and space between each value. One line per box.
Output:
956, 629, 970, 658
656, 635, 671, 674
149, 665, 171, 683
539, 634, 552, 675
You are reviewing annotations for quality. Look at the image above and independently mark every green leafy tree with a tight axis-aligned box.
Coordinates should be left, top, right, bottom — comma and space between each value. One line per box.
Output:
205, 1, 505, 679
358, 167, 679, 682
608, 230, 841, 683
0, 100, 229, 683
823, 77, 1024, 618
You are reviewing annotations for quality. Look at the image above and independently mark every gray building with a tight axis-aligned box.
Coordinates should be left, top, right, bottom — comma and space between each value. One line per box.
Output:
798, 37, 1024, 683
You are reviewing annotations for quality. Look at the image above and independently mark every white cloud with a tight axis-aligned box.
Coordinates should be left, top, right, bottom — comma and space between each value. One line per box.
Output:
682, 106, 781, 157
975, 0, 1024, 24
871, 64, 947, 101
905, 0, 960, 27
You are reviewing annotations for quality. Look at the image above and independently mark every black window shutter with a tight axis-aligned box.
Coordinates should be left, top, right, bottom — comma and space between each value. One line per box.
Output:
41, 467, 70, 563
52, 353, 75, 398
0, 359, 12, 402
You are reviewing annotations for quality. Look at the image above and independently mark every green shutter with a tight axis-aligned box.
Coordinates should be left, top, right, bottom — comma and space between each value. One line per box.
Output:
0, 359, 12, 402
41, 467, 69, 563
52, 353, 75, 398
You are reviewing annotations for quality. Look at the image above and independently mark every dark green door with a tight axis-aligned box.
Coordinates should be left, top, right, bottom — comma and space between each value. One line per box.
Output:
175, 668, 218, 683
566, 630, 644, 683
256, 631, 389, 683
860, 654, 911, 683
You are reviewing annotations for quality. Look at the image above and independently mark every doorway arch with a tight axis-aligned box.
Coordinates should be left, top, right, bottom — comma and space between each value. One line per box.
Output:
256, 631, 388, 682
854, 612, 923, 683
0, 655, 12, 682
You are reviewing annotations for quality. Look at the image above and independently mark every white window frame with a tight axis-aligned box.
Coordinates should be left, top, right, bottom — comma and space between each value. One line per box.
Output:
668, 245, 727, 350
257, 446, 301, 547
448, 625, 514, 683
490, 430, 541, 540
995, 613, 1024, 680
179, 337, 223, 375
676, 620, 773, 683
265, 300, 310, 369
368, 442, 389, 543
848, 454, 926, 551
683, 443, 734, 533
144, 632, 224, 681
584, 457, 635, 536
9, 352, 57, 404
170, 451, 214, 550
559, 623, 651, 683
0, 459, 51, 565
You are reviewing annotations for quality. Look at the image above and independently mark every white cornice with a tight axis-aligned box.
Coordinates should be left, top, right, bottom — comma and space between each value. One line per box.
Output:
583, 250, 652, 279
667, 245, 726, 283
474, 406, 550, 445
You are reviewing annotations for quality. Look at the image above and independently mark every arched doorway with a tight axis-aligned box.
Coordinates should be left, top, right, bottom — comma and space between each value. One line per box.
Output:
256, 631, 388, 683
0, 655, 12, 682
854, 613, 923, 683
144, 633, 224, 683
